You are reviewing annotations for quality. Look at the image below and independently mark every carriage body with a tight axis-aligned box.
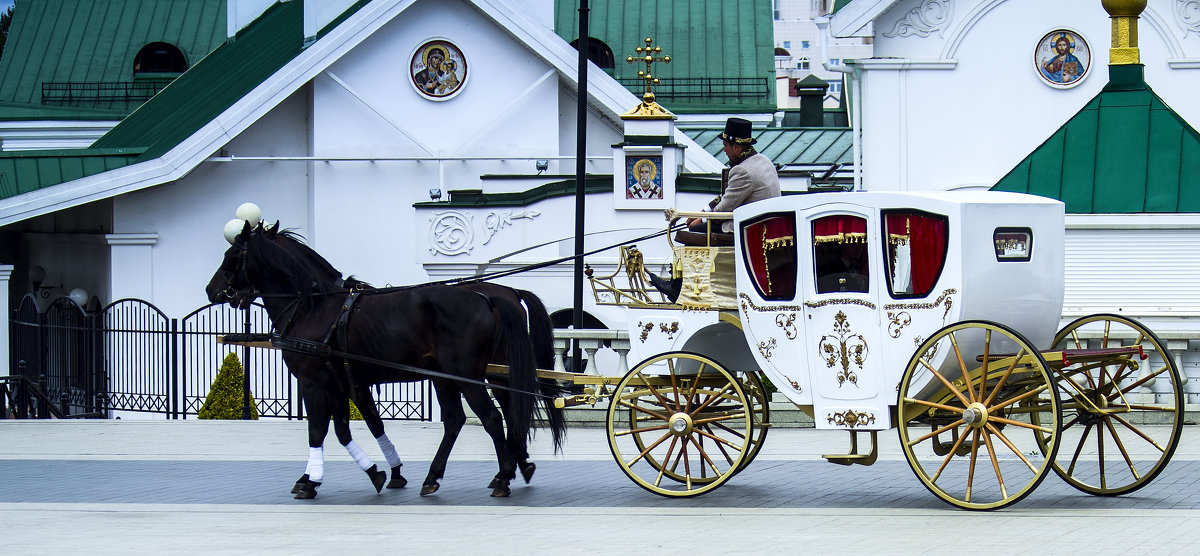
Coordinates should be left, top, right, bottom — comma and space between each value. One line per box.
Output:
732, 191, 1064, 430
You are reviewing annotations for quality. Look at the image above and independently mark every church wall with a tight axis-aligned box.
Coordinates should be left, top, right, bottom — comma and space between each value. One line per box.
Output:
860, 0, 1200, 192
305, 0, 623, 289
110, 89, 312, 317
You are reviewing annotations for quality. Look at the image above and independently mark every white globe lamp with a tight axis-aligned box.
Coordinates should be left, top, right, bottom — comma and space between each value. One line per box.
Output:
234, 202, 262, 224
68, 288, 89, 308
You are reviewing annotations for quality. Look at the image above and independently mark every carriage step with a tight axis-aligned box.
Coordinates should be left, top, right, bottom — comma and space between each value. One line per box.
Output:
823, 430, 878, 466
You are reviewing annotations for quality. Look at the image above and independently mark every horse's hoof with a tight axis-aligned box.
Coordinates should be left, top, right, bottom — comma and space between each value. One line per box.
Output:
487, 477, 502, 489
365, 464, 386, 493
294, 480, 321, 499
490, 484, 512, 497
386, 465, 407, 489
291, 473, 310, 494
520, 462, 536, 484
420, 483, 440, 496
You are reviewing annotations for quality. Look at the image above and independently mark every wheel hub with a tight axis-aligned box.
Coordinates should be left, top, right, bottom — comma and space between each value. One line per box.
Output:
668, 412, 693, 437
962, 402, 989, 429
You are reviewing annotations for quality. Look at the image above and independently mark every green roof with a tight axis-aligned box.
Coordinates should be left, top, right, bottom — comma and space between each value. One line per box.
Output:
685, 127, 853, 167
833, 0, 852, 14
91, 0, 303, 160
0, 0, 227, 118
554, 0, 776, 114
0, 0, 311, 198
992, 65, 1200, 213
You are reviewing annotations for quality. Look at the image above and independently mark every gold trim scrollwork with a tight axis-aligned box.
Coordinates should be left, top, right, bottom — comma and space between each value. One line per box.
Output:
818, 311, 868, 387
658, 321, 680, 340
757, 338, 777, 359
886, 311, 911, 338
775, 313, 798, 339
739, 293, 805, 315
804, 298, 877, 309
883, 288, 957, 319
637, 321, 653, 343
827, 410, 876, 428
637, 320, 680, 343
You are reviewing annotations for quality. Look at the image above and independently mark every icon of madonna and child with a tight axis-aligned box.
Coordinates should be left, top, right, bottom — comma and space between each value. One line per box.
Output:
411, 40, 467, 99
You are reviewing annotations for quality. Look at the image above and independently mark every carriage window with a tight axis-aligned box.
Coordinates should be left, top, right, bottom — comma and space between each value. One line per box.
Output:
813, 215, 868, 294
741, 213, 797, 300
883, 210, 948, 298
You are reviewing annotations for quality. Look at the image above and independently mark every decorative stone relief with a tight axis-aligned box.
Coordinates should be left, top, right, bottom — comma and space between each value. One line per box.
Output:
883, 0, 954, 38
1176, 1, 1200, 37
483, 210, 540, 245
428, 211, 474, 256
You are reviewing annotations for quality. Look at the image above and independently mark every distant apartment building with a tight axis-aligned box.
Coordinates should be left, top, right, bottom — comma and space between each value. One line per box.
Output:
773, 0, 871, 109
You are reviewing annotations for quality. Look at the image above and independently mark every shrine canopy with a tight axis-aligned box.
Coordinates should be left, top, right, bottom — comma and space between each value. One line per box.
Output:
992, 67, 1200, 214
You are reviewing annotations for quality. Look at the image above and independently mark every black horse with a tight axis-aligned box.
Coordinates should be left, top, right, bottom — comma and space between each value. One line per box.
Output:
256, 223, 565, 493
206, 222, 545, 497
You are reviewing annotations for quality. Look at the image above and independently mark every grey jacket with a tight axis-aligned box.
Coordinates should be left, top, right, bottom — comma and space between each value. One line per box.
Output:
712, 152, 781, 232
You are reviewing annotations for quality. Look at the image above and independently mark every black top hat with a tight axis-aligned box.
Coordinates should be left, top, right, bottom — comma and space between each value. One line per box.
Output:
718, 117, 756, 145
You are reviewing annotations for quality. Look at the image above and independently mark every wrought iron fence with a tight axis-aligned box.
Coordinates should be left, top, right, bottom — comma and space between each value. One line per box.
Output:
41, 79, 174, 105
7, 295, 432, 421
615, 77, 771, 100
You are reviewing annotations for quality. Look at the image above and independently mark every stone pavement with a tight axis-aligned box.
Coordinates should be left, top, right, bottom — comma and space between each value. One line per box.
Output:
3, 419, 1200, 555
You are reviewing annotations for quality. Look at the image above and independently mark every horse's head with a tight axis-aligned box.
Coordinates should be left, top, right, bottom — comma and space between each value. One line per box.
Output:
206, 220, 257, 308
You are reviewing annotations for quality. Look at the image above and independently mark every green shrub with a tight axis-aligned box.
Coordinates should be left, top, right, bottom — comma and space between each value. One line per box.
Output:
198, 352, 260, 419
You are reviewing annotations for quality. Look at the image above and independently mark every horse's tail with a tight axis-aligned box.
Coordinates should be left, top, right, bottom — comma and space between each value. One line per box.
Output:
490, 296, 539, 448
513, 289, 555, 370
512, 289, 567, 453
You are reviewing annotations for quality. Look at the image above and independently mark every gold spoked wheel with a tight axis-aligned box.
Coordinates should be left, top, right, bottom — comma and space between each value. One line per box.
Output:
608, 351, 752, 497
897, 321, 1061, 510
733, 370, 770, 476
1046, 314, 1184, 496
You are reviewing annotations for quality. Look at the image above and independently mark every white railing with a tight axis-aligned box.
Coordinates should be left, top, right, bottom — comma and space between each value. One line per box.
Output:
551, 329, 630, 377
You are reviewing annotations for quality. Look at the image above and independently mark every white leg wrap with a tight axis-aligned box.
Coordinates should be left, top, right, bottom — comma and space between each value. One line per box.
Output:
376, 434, 403, 469
305, 447, 325, 483
345, 440, 374, 471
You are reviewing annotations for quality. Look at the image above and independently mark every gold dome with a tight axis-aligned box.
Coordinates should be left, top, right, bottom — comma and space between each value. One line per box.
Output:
1101, 0, 1147, 17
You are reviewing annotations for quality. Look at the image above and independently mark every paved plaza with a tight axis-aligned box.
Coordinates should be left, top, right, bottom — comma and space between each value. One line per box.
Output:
3, 419, 1200, 554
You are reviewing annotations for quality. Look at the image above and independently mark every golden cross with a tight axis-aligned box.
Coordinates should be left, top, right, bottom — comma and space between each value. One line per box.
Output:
626, 37, 671, 99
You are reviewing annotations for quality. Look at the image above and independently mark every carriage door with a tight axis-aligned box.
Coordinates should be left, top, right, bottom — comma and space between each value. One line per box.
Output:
803, 208, 889, 430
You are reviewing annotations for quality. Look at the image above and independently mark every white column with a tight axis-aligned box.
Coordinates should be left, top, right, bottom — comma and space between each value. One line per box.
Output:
0, 265, 11, 376
106, 234, 158, 302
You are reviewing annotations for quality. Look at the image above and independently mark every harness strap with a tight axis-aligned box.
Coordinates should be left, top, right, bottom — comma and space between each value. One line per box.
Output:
266, 332, 550, 400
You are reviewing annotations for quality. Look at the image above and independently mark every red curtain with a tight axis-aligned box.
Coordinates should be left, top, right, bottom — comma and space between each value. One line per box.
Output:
887, 213, 947, 296
744, 217, 795, 299
812, 215, 866, 244
910, 215, 946, 295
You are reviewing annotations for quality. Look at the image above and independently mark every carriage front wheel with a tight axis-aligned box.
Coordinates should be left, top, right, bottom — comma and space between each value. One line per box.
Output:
606, 351, 753, 497
897, 321, 1062, 510
1045, 314, 1185, 496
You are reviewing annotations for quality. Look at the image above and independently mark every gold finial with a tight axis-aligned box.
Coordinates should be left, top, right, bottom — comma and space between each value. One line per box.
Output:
626, 37, 671, 106
1102, 0, 1146, 65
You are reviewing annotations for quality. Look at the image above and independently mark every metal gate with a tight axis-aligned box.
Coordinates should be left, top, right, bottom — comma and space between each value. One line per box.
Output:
7, 295, 432, 420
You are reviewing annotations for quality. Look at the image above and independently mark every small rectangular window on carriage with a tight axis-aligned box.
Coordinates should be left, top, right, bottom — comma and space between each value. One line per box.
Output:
740, 213, 797, 300
993, 228, 1032, 262
813, 214, 869, 294
882, 210, 949, 298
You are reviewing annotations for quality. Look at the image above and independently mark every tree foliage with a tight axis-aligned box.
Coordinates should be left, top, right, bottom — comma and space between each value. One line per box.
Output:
198, 352, 260, 420
0, 6, 13, 62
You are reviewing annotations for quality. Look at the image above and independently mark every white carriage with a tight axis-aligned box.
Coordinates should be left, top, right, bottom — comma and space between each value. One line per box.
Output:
582, 190, 1184, 510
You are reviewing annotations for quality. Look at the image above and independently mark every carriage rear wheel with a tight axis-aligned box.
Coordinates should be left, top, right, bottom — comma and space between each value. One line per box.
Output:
897, 321, 1061, 510
607, 351, 752, 497
1044, 314, 1184, 496
733, 370, 770, 476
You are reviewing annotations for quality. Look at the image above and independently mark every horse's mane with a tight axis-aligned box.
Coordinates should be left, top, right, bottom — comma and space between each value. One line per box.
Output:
247, 232, 342, 299
275, 228, 373, 289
